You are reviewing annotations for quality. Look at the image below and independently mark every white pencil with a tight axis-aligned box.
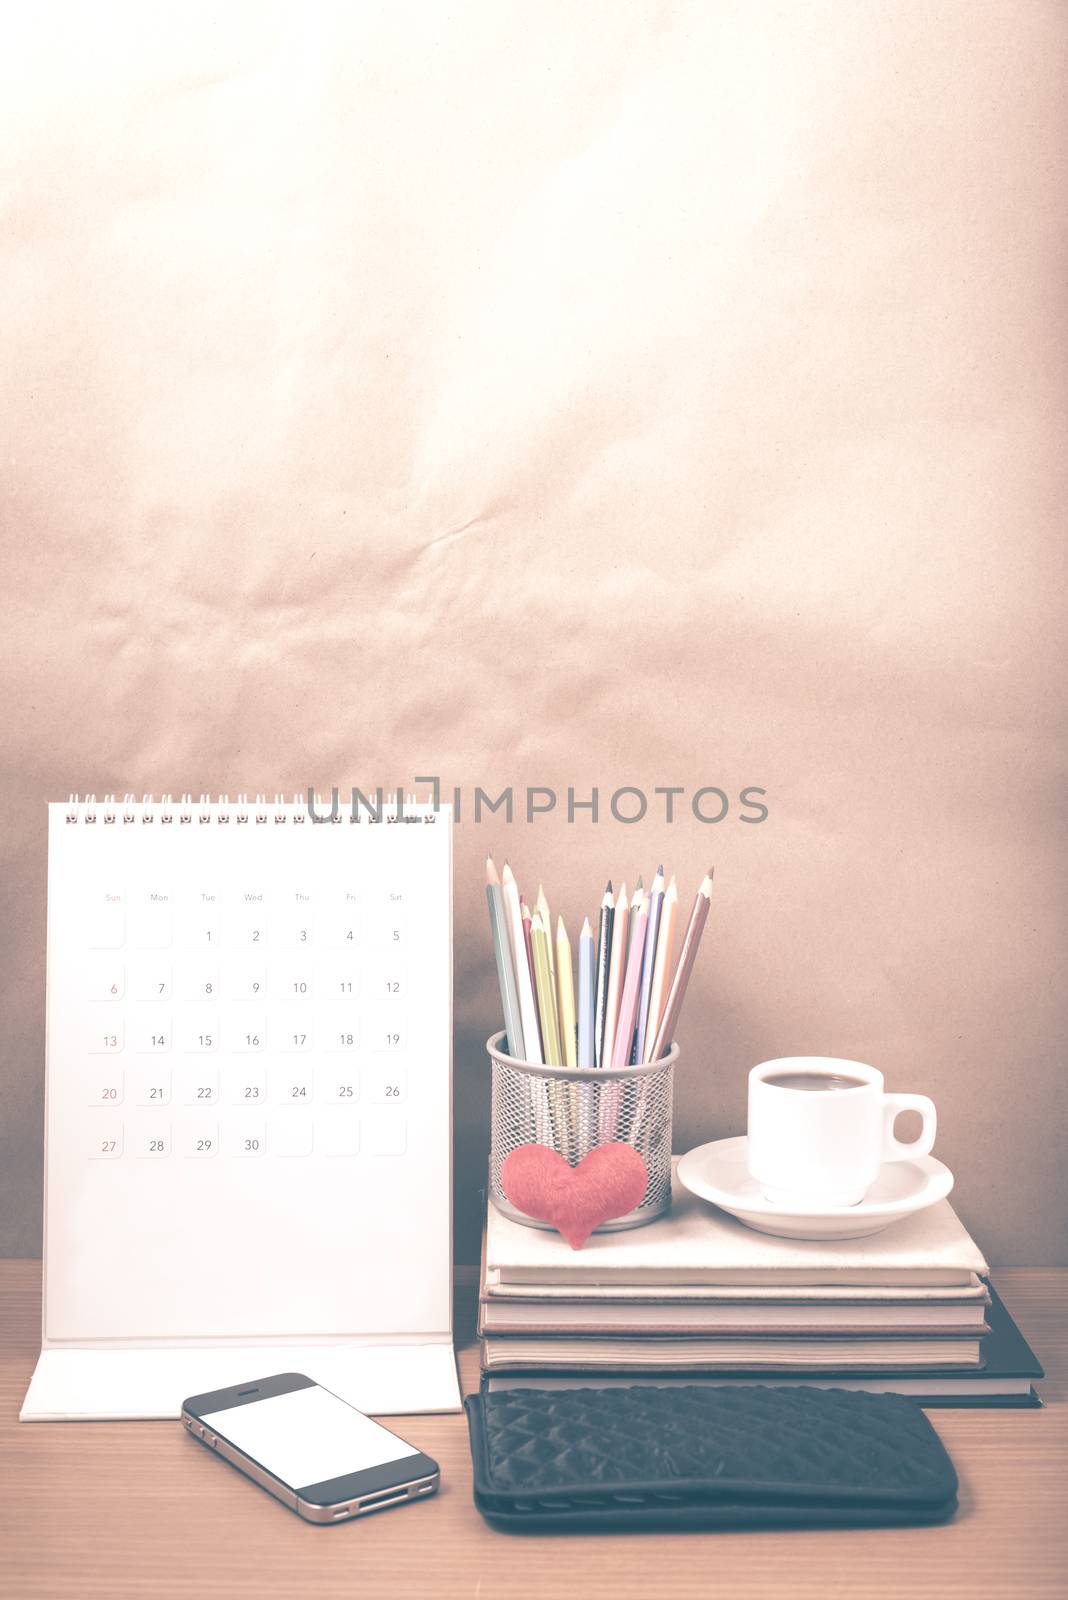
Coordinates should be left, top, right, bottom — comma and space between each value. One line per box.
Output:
577, 916, 595, 1069
501, 864, 542, 1063
633, 865, 665, 1064
536, 884, 554, 983
643, 876, 678, 1061
555, 915, 577, 1069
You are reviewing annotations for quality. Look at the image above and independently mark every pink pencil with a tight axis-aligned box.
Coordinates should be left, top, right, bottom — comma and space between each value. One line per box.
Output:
520, 899, 538, 1038
610, 899, 649, 1068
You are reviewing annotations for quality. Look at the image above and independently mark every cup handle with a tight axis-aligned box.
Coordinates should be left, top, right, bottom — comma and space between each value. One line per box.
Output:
881, 1094, 937, 1162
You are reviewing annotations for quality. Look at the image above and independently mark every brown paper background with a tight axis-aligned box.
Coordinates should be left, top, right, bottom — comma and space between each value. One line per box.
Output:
1, 2, 1065, 1263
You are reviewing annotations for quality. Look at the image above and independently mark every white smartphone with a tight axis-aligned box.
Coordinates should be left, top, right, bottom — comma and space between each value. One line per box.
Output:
181, 1372, 440, 1524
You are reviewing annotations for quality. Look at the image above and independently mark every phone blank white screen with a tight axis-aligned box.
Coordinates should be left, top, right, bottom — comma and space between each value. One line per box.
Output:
201, 1384, 419, 1490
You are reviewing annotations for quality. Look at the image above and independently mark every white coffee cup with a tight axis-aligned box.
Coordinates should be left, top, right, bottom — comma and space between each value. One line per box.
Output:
746, 1057, 937, 1207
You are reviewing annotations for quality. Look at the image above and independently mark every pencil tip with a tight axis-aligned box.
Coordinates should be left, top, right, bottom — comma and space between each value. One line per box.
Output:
605, 879, 612, 893
485, 857, 499, 885
656, 864, 663, 876
581, 916, 592, 934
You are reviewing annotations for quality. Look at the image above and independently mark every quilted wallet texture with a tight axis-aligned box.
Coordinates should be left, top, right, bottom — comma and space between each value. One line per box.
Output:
465, 1384, 958, 1532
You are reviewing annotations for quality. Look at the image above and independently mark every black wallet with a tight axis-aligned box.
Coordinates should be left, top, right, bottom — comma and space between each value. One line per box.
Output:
465, 1383, 958, 1532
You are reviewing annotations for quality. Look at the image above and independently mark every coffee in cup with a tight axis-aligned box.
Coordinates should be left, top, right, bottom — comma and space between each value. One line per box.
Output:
761, 1071, 867, 1092
746, 1057, 937, 1207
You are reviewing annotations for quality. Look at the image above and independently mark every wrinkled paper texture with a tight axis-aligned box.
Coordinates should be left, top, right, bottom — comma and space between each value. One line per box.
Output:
2, 1, 1065, 1261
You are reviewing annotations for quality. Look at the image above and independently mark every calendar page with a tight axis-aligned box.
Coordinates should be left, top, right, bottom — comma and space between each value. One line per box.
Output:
22, 796, 456, 1419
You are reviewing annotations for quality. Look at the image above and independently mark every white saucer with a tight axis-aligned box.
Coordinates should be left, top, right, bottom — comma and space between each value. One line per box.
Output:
676, 1136, 954, 1241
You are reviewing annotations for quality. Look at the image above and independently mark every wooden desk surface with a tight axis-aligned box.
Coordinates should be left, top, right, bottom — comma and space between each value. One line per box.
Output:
2, 1264, 1065, 1600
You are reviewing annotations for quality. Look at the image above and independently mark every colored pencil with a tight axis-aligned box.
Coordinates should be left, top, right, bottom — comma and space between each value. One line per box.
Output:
521, 897, 537, 1013
593, 882, 614, 1067
611, 898, 649, 1068
649, 869, 714, 1060
632, 864, 665, 1063
626, 881, 645, 969
501, 864, 542, 1063
485, 859, 524, 1060
577, 916, 595, 1069
531, 911, 563, 1065
643, 875, 678, 1061
600, 882, 629, 1070
503, 873, 552, 1141
537, 885, 554, 982
626, 880, 645, 1020
555, 915, 577, 1068
620, 883, 643, 1066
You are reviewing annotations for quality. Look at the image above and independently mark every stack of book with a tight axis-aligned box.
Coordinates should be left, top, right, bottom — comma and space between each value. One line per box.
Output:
479, 1171, 1042, 1406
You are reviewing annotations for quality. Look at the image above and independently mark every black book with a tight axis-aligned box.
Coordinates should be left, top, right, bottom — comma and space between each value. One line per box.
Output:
481, 1283, 1043, 1408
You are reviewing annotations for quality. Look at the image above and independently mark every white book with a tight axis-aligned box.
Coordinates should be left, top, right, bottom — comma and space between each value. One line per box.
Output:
480, 1333, 983, 1372
483, 1274, 989, 1303
486, 1170, 988, 1289
479, 1298, 990, 1334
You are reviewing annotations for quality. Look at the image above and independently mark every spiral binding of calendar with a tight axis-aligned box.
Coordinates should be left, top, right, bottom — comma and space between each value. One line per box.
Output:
64, 793, 429, 824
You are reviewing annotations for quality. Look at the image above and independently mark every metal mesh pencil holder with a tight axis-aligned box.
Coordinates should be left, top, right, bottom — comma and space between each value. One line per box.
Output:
487, 1032, 677, 1233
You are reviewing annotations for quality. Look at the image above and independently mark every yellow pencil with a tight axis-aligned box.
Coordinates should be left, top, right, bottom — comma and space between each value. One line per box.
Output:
643, 875, 678, 1061
555, 915, 577, 1068
531, 911, 563, 1065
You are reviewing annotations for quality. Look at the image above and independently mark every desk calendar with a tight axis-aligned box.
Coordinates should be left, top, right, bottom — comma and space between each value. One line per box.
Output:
21, 796, 458, 1421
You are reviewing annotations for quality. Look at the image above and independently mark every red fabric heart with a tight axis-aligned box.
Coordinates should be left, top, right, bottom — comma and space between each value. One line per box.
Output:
500, 1142, 649, 1249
